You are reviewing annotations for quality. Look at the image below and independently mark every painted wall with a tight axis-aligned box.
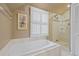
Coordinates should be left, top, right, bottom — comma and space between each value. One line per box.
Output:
0, 4, 30, 49
12, 5, 30, 39
0, 4, 12, 49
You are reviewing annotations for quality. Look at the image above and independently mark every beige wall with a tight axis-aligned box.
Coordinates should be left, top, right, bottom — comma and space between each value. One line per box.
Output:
6, 3, 69, 39
0, 4, 30, 49
0, 3, 70, 49
12, 5, 30, 39
48, 12, 53, 40
0, 4, 12, 49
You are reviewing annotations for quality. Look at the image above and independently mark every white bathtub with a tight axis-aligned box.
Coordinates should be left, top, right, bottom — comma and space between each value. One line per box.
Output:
0, 38, 61, 56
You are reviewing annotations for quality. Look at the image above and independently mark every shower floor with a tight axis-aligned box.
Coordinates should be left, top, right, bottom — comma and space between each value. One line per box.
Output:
55, 40, 68, 48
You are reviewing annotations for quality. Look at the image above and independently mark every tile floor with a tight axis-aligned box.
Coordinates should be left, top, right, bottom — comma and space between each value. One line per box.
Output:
61, 47, 72, 56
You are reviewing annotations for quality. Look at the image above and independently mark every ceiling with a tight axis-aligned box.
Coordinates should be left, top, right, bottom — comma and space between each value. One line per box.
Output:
6, 3, 70, 14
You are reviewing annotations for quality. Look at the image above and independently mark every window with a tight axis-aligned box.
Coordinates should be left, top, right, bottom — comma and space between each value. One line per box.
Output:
31, 7, 48, 38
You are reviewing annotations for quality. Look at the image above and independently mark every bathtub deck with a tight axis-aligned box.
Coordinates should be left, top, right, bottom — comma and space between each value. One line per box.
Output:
0, 38, 61, 56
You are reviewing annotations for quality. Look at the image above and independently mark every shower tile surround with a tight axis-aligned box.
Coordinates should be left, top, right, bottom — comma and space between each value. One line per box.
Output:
49, 10, 70, 48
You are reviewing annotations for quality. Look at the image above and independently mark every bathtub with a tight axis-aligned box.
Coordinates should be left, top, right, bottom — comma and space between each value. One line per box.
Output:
0, 38, 61, 56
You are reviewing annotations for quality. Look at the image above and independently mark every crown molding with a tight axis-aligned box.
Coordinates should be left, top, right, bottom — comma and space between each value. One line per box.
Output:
0, 4, 12, 20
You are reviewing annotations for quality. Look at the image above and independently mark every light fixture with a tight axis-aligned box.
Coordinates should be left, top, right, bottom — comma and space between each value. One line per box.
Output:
67, 4, 70, 8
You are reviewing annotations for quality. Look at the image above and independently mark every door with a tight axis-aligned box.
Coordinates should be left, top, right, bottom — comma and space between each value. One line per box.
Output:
71, 3, 79, 55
